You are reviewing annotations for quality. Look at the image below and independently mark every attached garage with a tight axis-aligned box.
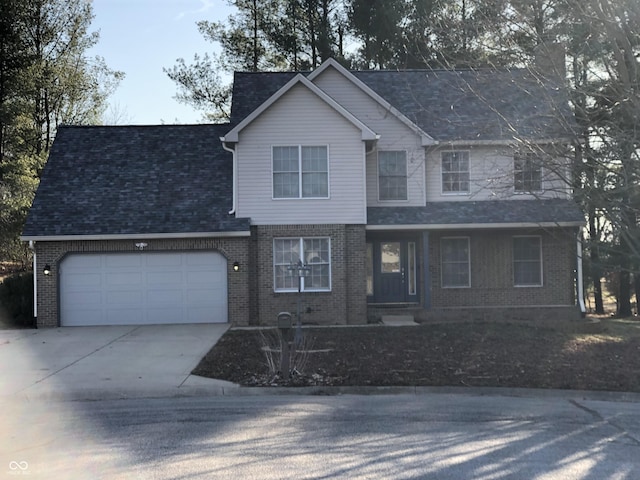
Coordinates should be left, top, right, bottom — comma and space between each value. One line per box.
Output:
59, 251, 228, 326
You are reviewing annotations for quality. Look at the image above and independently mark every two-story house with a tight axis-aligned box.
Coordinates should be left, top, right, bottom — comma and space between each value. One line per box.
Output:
22, 58, 585, 328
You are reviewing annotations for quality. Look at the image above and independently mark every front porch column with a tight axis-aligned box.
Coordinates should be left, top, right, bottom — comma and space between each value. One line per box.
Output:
422, 231, 431, 309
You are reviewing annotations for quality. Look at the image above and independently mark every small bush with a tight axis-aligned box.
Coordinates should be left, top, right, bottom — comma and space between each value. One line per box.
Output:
0, 272, 34, 327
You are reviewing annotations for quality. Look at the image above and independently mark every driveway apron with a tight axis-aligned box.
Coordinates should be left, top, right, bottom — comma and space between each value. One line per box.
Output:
0, 324, 231, 400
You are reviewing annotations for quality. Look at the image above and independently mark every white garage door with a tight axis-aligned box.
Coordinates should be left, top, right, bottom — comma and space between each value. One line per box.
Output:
60, 252, 228, 326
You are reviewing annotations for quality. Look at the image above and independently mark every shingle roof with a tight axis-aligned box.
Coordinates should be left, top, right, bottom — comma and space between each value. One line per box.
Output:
367, 199, 584, 227
230, 68, 574, 142
22, 124, 249, 238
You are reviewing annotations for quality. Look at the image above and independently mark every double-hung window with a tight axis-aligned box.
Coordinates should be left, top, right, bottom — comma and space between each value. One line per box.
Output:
513, 236, 542, 286
441, 237, 470, 288
273, 146, 328, 199
273, 238, 331, 292
441, 151, 470, 194
378, 150, 407, 200
514, 152, 543, 193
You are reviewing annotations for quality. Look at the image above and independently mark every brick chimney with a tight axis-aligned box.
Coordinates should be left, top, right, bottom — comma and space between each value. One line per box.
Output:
533, 43, 566, 82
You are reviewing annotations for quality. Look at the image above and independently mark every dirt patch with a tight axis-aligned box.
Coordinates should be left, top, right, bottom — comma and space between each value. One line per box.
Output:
193, 319, 640, 391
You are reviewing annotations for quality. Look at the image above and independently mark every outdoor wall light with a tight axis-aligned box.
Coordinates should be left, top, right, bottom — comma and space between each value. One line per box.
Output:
43, 264, 51, 276
233, 261, 240, 272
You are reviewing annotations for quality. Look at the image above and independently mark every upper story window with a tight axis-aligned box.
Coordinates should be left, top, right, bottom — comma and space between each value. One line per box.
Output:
441, 237, 470, 288
378, 150, 407, 201
441, 151, 469, 194
514, 152, 543, 193
273, 146, 328, 199
513, 236, 542, 286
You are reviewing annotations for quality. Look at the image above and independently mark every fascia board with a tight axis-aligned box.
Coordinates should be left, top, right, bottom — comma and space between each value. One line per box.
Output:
21, 231, 251, 242
365, 221, 584, 230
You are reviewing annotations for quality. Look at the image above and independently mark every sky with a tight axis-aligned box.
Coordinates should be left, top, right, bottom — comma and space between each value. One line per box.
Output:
88, 0, 234, 125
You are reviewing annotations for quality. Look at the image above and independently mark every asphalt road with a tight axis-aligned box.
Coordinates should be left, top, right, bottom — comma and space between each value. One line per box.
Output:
2, 392, 640, 479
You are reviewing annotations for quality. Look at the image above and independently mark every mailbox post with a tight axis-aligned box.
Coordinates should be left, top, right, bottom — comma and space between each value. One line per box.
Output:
287, 260, 311, 346
277, 312, 292, 376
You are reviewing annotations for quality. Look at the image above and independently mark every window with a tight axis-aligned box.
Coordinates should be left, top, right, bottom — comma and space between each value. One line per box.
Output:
441, 151, 469, 194
514, 152, 543, 192
378, 151, 407, 200
273, 238, 331, 292
273, 146, 328, 199
408, 242, 417, 296
366, 243, 373, 296
380, 242, 401, 273
513, 236, 542, 286
441, 237, 470, 287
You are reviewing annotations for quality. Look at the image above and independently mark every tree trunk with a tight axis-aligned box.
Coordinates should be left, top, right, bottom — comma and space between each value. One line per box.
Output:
635, 272, 640, 316
589, 215, 605, 314
618, 269, 632, 317
306, 0, 317, 68
252, 0, 258, 71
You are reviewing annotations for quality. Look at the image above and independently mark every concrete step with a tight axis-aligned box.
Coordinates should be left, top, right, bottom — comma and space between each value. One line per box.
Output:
381, 315, 417, 326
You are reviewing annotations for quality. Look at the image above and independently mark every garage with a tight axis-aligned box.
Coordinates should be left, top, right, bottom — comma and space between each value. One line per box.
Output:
59, 252, 228, 326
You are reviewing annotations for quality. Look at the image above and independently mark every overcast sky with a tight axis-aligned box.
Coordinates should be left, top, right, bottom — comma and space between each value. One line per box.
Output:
88, 0, 233, 125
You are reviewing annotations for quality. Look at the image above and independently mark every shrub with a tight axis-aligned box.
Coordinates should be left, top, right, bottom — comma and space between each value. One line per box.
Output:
0, 272, 34, 327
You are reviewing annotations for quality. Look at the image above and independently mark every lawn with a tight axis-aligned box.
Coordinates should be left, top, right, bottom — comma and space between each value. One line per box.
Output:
193, 318, 640, 391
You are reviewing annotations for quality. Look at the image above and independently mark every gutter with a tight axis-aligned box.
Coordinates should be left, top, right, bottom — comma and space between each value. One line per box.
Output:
20, 231, 251, 242
28, 241, 37, 322
366, 221, 585, 231
221, 139, 237, 215
576, 228, 587, 315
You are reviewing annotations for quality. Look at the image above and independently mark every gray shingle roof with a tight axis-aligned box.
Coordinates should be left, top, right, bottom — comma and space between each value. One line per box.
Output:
22, 124, 249, 238
368, 199, 584, 227
230, 68, 573, 142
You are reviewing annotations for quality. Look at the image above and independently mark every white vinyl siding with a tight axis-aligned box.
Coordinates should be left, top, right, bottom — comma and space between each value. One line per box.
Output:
378, 151, 407, 201
513, 236, 543, 286
273, 145, 328, 199
236, 83, 366, 224
273, 237, 331, 292
312, 67, 426, 207
425, 146, 571, 202
441, 237, 470, 288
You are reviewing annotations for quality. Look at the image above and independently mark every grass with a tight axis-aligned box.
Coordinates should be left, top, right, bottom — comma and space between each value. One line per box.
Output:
192, 317, 640, 392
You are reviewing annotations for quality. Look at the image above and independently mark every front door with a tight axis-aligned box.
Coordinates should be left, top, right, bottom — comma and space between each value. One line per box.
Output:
368, 239, 419, 303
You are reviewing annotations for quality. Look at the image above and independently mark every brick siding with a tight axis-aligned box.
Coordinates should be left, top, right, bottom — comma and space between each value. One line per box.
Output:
250, 224, 367, 326
34, 237, 250, 328
429, 228, 577, 308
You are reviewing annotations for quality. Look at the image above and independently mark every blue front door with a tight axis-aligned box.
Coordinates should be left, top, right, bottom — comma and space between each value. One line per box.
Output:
368, 238, 419, 304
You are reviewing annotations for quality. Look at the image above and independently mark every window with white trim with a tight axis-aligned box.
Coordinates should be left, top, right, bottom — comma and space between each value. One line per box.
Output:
441, 151, 469, 194
514, 152, 543, 193
441, 237, 470, 288
273, 237, 331, 292
378, 150, 407, 200
273, 146, 328, 199
513, 236, 542, 286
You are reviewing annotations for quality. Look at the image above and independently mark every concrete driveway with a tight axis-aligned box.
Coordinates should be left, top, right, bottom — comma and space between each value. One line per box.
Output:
0, 324, 236, 400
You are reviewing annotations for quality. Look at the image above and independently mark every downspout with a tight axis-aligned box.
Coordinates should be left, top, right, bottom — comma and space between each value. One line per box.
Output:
221, 140, 237, 215
28, 241, 37, 323
576, 228, 586, 315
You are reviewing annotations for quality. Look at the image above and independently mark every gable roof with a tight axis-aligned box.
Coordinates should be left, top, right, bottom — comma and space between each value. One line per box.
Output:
222, 74, 378, 143
231, 66, 574, 143
367, 199, 584, 229
22, 124, 250, 240
308, 59, 436, 146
